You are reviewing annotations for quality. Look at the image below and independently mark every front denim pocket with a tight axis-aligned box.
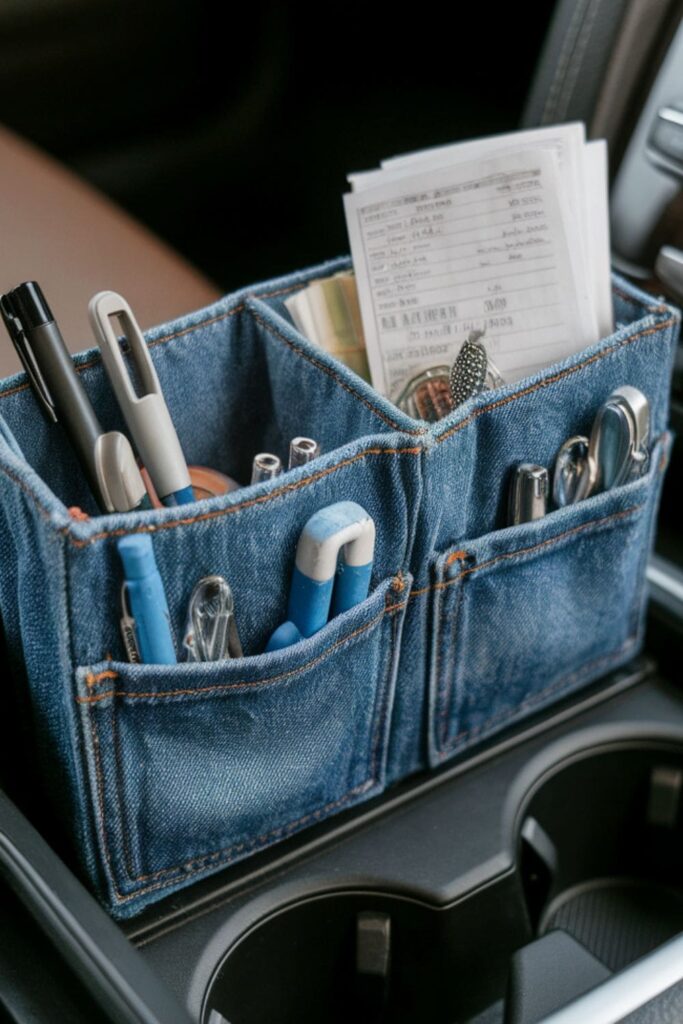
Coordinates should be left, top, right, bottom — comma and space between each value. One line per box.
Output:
427, 436, 671, 767
75, 573, 409, 917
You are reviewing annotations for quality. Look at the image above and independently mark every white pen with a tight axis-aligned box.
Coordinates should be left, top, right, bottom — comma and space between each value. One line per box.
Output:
88, 291, 194, 506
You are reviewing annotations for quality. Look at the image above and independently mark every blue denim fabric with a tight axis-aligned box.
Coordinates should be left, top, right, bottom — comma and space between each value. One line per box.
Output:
0, 257, 678, 917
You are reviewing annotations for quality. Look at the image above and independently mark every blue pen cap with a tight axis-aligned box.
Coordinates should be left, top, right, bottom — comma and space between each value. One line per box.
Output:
118, 534, 156, 580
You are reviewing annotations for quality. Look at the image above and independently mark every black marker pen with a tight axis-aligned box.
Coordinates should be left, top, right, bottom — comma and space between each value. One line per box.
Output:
0, 281, 147, 513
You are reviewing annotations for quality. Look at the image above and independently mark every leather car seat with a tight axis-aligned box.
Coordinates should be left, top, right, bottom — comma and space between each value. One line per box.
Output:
0, 124, 220, 378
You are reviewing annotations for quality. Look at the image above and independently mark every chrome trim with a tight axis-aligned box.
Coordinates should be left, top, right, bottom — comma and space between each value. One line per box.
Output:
657, 105, 683, 128
541, 932, 683, 1022
647, 556, 683, 609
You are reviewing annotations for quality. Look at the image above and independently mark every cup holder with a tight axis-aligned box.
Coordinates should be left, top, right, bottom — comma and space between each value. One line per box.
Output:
202, 881, 530, 1023
519, 741, 683, 972
203, 740, 683, 1023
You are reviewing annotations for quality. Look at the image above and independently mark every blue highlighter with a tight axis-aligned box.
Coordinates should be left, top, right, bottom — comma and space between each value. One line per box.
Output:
266, 501, 376, 652
118, 534, 177, 664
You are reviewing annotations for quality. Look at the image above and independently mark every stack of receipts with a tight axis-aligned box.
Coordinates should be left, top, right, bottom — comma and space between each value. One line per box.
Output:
344, 123, 612, 400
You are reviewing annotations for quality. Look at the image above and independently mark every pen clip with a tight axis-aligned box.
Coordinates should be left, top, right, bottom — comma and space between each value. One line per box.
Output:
119, 583, 141, 663
184, 576, 243, 661
88, 290, 192, 501
0, 293, 57, 423
88, 291, 160, 403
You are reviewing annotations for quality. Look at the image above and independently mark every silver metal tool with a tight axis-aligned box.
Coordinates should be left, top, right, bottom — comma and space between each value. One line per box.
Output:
588, 386, 650, 493
251, 452, 283, 484
395, 365, 453, 421
288, 437, 320, 469
449, 329, 505, 408
509, 464, 549, 525
183, 575, 243, 662
553, 435, 593, 507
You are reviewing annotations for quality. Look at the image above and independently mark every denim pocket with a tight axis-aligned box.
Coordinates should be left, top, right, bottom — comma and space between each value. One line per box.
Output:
428, 436, 671, 767
0, 259, 679, 919
75, 573, 409, 916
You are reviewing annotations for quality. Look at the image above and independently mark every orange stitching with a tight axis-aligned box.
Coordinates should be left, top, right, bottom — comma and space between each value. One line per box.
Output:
0, 461, 59, 527
252, 281, 309, 300
436, 318, 676, 445
88, 706, 367, 888
86, 669, 119, 688
451, 503, 644, 583
436, 558, 468, 747
65, 446, 423, 547
612, 283, 672, 315
0, 317, 674, 544
110, 779, 376, 897
0, 274, 345, 403
0, 276, 331, 402
84, 571, 400, 899
446, 550, 468, 565
0, 306, 246, 400
393, 502, 645, 605
111, 591, 401, 886
76, 606, 392, 704
68, 506, 90, 522
88, 711, 116, 890
146, 306, 244, 350
612, 284, 648, 308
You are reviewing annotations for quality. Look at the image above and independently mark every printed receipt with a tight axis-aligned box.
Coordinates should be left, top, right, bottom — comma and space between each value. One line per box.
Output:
344, 149, 596, 399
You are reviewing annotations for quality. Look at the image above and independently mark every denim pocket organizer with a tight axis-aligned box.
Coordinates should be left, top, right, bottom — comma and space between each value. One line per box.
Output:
428, 437, 670, 766
0, 256, 679, 917
75, 573, 408, 908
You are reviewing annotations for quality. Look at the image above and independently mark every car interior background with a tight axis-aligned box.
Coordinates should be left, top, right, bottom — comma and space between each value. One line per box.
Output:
2, 1, 683, 1022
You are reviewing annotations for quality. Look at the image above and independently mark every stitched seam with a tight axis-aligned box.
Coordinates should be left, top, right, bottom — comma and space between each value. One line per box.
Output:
0, 318, 673, 544
116, 781, 376, 900
612, 283, 671, 316
0, 276, 338, 402
612, 285, 670, 315
88, 693, 376, 896
253, 282, 310, 301
88, 710, 118, 896
0, 306, 247, 400
77, 598, 407, 703
437, 636, 637, 758
249, 308, 422, 435
88, 598, 400, 895
62, 447, 423, 548
450, 504, 644, 582
111, 708, 144, 881
406, 502, 644, 602
0, 278, 661, 402
366, 599, 401, 788
0, 461, 62, 530
438, 576, 466, 751
435, 318, 676, 445
0, 275, 333, 401
86, 669, 118, 687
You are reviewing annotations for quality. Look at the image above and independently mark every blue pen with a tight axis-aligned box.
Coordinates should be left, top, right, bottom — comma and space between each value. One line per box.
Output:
266, 501, 375, 652
118, 535, 177, 664
89, 291, 194, 506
